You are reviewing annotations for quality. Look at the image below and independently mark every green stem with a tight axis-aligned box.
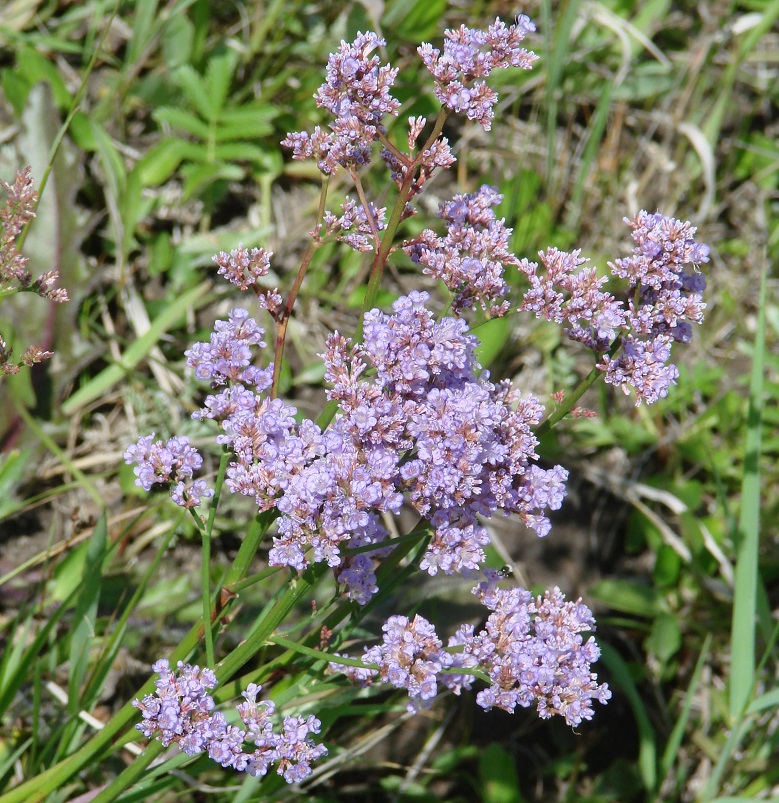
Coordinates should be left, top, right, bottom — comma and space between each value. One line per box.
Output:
90, 740, 165, 803
199, 448, 231, 667
215, 562, 329, 682
17, 0, 121, 254
535, 336, 622, 439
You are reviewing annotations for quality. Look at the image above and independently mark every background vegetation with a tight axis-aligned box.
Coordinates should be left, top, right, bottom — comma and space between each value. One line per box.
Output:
0, 0, 777, 800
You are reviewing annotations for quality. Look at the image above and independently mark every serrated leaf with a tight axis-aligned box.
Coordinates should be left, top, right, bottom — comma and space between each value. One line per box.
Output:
204, 50, 238, 118
172, 63, 214, 120
213, 120, 275, 141
132, 137, 189, 185
153, 106, 211, 140
212, 142, 271, 162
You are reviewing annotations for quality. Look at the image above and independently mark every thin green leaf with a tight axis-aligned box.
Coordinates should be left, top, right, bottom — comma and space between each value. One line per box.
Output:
599, 642, 657, 792
60, 280, 210, 415
67, 513, 108, 713
730, 264, 766, 718
658, 634, 711, 791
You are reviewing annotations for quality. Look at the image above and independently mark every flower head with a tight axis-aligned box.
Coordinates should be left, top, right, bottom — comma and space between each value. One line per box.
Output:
418, 17, 538, 130
134, 662, 327, 782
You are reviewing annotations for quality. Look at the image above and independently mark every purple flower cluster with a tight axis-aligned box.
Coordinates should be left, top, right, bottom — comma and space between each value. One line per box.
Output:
282, 32, 399, 176
211, 245, 283, 315
184, 307, 274, 389
417, 16, 539, 130
518, 211, 709, 405
123, 434, 213, 509
282, 17, 539, 208
601, 211, 709, 404
166, 291, 565, 600
321, 196, 387, 252
332, 572, 610, 726
336, 291, 568, 555
405, 185, 518, 316
1, 167, 68, 376
134, 660, 326, 783
518, 247, 625, 351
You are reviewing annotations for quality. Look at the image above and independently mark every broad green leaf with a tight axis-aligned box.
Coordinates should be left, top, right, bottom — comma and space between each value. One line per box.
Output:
479, 743, 524, 803
589, 579, 667, 617
646, 612, 682, 664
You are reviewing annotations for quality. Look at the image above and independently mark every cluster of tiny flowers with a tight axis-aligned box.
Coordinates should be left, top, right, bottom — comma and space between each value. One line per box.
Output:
161, 290, 565, 600
326, 290, 568, 577
331, 572, 610, 726
133, 660, 326, 783
123, 434, 213, 508
184, 307, 274, 390
517, 212, 709, 405
282, 32, 399, 176
601, 211, 709, 404
417, 16, 539, 130
517, 247, 625, 351
405, 185, 518, 315
0, 167, 68, 375
321, 196, 387, 252
212, 245, 282, 313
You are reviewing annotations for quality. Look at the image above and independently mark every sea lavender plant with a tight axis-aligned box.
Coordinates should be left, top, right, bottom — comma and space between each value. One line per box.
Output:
120, 13, 709, 791
0, 166, 69, 376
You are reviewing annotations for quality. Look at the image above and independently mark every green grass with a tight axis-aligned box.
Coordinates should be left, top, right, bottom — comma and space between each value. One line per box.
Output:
0, 0, 777, 801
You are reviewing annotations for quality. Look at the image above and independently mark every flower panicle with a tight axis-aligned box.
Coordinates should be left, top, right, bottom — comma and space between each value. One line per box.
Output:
331, 575, 611, 726
518, 210, 709, 405
133, 661, 327, 783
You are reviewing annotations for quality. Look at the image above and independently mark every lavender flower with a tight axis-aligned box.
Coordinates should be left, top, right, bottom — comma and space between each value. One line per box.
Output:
405, 185, 518, 315
321, 196, 387, 252
518, 212, 709, 405
451, 574, 612, 724
332, 573, 611, 726
314, 32, 400, 127
184, 307, 273, 389
517, 247, 626, 351
134, 662, 327, 782
600, 211, 709, 404
212, 245, 281, 315
123, 434, 213, 509
418, 16, 539, 130
283, 32, 399, 176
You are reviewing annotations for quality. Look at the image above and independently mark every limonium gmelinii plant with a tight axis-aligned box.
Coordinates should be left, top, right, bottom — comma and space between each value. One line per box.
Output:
0, 167, 69, 376
125, 14, 709, 789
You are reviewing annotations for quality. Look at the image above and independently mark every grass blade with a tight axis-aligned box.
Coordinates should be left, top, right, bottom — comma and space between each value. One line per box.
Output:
729, 264, 766, 719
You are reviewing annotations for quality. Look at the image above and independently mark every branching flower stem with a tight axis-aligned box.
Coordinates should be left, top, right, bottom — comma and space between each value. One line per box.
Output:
358, 109, 450, 334
271, 176, 330, 397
